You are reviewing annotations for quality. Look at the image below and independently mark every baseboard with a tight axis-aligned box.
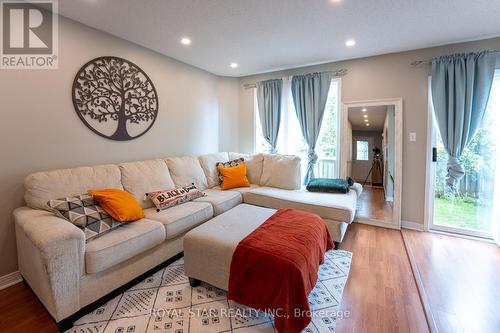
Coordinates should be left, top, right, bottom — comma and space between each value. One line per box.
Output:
401, 220, 424, 231
0, 271, 23, 290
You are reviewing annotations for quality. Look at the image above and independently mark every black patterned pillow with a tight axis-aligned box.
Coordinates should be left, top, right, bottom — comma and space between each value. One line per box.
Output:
216, 158, 245, 184
47, 194, 122, 242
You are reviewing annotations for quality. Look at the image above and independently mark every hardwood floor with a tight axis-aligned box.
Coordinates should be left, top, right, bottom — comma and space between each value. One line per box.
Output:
336, 223, 429, 333
0, 223, 429, 333
0, 282, 58, 333
356, 186, 393, 222
402, 229, 500, 333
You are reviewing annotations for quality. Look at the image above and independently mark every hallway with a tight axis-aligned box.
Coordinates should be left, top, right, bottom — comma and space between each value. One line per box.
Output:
356, 186, 393, 222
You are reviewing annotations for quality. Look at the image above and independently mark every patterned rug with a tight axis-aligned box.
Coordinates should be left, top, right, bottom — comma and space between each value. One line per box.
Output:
66, 250, 352, 333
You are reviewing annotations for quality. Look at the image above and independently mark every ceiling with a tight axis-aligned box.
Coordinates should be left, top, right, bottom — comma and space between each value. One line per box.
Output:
348, 106, 387, 131
57, 0, 500, 77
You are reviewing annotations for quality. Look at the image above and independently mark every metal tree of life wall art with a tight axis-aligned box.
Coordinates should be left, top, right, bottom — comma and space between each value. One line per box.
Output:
72, 56, 159, 141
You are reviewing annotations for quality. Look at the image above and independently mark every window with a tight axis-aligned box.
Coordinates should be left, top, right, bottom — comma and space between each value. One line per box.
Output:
317, 80, 340, 160
356, 140, 369, 161
430, 70, 500, 238
255, 78, 340, 180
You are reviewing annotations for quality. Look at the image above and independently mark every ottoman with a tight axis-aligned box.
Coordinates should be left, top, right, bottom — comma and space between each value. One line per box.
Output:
183, 203, 277, 290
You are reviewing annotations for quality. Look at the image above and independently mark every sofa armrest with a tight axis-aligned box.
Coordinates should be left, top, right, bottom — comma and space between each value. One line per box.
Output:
14, 206, 85, 322
350, 182, 363, 198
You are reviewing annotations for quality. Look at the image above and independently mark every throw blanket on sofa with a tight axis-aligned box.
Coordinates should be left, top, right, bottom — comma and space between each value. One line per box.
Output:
306, 177, 355, 194
227, 208, 334, 333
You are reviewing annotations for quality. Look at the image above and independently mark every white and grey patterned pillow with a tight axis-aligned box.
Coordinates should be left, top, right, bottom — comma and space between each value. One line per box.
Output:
216, 157, 245, 184
47, 194, 122, 242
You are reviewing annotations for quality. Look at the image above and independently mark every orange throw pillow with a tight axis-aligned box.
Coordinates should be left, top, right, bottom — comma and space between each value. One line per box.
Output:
88, 189, 145, 222
217, 163, 250, 190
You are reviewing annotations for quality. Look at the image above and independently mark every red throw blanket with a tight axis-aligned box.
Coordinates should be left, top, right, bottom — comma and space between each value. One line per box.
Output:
228, 208, 334, 333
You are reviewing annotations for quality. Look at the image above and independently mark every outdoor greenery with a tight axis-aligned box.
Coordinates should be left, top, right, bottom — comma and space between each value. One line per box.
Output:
317, 88, 338, 158
434, 196, 492, 230
434, 93, 497, 232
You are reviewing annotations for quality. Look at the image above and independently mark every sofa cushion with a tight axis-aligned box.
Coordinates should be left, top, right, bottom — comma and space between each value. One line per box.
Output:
47, 194, 120, 242
194, 188, 242, 215
306, 178, 350, 194
198, 153, 229, 188
260, 154, 301, 190
220, 184, 260, 193
165, 156, 208, 190
217, 163, 250, 191
228, 153, 264, 185
85, 218, 165, 274
119, 159, 175, 208
244, 187, 358, 223
215, 184, 258, 198
25, 165, 123, 211
144, 202, 213, 239
89, 189, 145, 222
147, 185, 205, 211
216, 157, 245, 185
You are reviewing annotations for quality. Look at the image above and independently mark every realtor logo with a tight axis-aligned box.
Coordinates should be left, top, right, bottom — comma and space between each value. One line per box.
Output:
1, 0, 58, 69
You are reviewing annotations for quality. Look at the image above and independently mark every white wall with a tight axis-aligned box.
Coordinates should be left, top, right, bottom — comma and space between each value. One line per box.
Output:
0, 16, 239, 276
238, 37, 500, 227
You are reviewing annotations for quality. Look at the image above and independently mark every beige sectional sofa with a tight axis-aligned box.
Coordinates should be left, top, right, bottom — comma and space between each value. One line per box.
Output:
13, 152, 359, 329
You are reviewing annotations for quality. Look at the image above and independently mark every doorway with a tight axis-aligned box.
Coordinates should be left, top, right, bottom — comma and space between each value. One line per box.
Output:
352, 136, 373, 182
426, 71, 500, 239
341, 99, 403, 229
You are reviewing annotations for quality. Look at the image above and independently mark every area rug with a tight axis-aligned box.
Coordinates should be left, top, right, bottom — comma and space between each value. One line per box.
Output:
65, 250, 352, 333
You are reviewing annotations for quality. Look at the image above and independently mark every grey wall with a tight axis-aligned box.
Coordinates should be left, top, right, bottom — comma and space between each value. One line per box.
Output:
238, 37, 500, 226
217, 77, 240, 152
1, 13, 499, 278
0, 16, 239, 276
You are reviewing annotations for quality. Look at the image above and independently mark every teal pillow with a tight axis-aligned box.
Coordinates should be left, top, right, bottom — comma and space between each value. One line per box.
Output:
306, 177, 353, 194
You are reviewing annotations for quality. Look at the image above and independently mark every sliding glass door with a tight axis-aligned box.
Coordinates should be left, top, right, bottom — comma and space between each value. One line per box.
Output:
428, 71, 500, 238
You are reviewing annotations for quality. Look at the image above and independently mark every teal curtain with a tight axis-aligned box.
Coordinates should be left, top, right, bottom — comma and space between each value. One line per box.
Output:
431, 51, 497, 193
291, 72, 332, 184
256, 79, 283, 153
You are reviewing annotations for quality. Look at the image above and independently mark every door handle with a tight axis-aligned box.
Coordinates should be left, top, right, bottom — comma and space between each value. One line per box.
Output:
432, 147, 437, 162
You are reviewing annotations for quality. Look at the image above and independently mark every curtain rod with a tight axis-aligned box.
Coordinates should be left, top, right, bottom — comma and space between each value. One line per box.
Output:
243, 68, 348, 89
411, 49, 500, 66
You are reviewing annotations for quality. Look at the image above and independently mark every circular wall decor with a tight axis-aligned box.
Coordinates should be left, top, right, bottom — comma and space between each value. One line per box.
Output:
72, 56, 159, 141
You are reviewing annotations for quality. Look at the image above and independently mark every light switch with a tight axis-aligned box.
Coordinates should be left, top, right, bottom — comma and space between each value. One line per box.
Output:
409, 132, 417, 142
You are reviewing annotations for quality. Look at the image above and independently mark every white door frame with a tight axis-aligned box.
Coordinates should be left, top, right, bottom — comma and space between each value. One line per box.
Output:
424, 77, 494, 239
423, 77, 434, 232
341, 98, 403, 230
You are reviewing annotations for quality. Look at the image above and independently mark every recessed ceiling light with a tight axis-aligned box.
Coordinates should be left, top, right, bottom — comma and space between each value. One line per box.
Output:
363, 114, 368, 118
366, 123, 370, 126
330, 0, 342, 3
180, 37, 191, 45
362, 108, 367, 112
230, 62, 238, 68
345, 39, 356, 47
364, 119, 368, 122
